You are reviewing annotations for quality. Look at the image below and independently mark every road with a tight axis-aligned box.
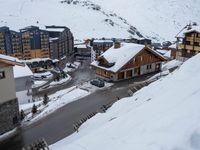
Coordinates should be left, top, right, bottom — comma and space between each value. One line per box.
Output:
0, 60, 154, 150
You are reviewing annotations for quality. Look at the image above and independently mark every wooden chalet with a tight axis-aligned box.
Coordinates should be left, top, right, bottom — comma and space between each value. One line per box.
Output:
91, 43, 166, 81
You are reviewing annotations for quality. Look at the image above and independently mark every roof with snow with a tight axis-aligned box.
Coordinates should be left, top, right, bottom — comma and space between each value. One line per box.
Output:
91, 43, 166, 73
13, 65, 33, 78
21, 58, 51, 63
176, 25, 200, 38
93, 39, 113, 43
0, 54, 24, 66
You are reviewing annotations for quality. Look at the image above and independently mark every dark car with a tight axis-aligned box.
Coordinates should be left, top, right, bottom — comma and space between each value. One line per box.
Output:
90, 78, 105, 87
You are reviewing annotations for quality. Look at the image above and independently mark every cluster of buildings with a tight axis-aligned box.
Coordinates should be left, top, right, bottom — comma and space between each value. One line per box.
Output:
0, 22, 200, 136
0, 26, 74, 61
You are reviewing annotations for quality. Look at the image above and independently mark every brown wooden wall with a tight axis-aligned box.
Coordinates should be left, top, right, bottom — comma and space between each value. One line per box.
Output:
96, 68, 111, 78
122, 48, 162, 70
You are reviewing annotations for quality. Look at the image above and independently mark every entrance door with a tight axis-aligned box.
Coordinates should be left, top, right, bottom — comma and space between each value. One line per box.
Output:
126, 70, 132, 79
118, 72, 125, 80
134, 67, 140, 76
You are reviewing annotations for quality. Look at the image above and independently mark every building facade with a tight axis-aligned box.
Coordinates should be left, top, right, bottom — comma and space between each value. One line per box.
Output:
20, 26, 50, 60
0, 26, 74, 61
46, 26, 74, 60
91, 39, 114, 62
0, 54, 22, 135
176, 24, 200, 59
91, 43, 166, 81
0, 27, 22, 58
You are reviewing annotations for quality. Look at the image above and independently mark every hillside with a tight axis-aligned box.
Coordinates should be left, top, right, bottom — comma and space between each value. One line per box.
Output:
50, 54, 200, 150
92, 0, 200, 41
0, 0, 142, 40
1, 0, 200, 41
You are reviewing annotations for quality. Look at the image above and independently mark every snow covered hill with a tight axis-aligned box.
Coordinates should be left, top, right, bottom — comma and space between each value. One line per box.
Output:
50, 54, 200, 150
92, 0, 200, 41
1, 0, 199, 41
0, 0, 142, 40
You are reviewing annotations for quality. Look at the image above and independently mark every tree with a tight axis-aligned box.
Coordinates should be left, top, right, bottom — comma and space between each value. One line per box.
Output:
20, 109, 25, 120
43, 93, 49, 105
32, 104, 37, 114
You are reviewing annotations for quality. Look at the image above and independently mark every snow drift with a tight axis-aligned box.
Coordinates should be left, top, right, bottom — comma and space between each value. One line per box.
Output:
51, 54, 200, 150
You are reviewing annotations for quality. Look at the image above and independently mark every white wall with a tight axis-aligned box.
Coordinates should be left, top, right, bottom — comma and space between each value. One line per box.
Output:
16, 90, 32, 104
0, 66, 16, 104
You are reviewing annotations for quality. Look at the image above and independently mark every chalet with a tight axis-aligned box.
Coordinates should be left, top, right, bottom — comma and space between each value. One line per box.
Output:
0, 54, 24, 135
176, 24, 200, 59
91, 43, 166, 81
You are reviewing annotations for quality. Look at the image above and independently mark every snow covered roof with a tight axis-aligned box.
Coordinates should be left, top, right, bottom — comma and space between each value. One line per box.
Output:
13, 65, 33, 78
21, 58, 51, 63
76, 44, 87, 49
176, 25, 200, 38
46, 28, 65, 32
93, 39, 113, 43
91, 43, 166, 73
168, 43, 177, 49
51, 53, 200, 150
0, 54, 24, 66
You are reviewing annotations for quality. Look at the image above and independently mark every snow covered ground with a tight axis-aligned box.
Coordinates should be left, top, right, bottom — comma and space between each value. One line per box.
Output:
50, 54, 200, 150
63, 61, 81, 73
49, 75, 72, 87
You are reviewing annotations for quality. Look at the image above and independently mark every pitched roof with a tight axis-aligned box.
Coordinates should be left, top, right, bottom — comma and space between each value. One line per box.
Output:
13, 65, 33, 78
91, 43, 166, 73
0, 54, 24, 66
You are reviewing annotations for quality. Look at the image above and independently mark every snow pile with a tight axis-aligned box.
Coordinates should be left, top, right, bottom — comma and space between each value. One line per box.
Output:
51, 54, 200, 150
162, 59, 183, 71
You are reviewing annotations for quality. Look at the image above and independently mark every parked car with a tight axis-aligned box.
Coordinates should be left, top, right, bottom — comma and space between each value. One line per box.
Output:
90, 78, 105, 87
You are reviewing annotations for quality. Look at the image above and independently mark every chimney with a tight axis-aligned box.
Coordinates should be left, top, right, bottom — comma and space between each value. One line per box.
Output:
114, 41, 121, 49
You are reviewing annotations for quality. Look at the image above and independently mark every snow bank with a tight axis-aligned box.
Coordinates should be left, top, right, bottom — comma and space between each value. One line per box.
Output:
51, 54, 200, 150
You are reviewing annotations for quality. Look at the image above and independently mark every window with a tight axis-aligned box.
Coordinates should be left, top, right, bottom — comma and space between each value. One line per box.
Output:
0, 71, 5, 79
146, 64, 152, 70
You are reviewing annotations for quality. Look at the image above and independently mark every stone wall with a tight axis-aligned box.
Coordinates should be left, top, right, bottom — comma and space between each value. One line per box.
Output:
0, 98, 20, 135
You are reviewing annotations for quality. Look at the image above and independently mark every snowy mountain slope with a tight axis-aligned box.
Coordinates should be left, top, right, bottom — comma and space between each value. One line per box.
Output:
1, 0, 199, 41
92, 0, 200, 41
51, 54, 200, 150
0, 0, 142, 40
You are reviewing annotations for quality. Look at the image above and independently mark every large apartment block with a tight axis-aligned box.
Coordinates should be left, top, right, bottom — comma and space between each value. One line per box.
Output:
0, 26, 74, 60
46, 26, 74, 60
0, 27, 23, 59
20, 26, 50, 60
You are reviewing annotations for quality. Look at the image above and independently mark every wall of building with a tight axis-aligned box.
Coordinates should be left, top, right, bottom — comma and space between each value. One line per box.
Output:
16, 90, 32, 104
0, 98, 20, 135
0, 66, 16, 104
